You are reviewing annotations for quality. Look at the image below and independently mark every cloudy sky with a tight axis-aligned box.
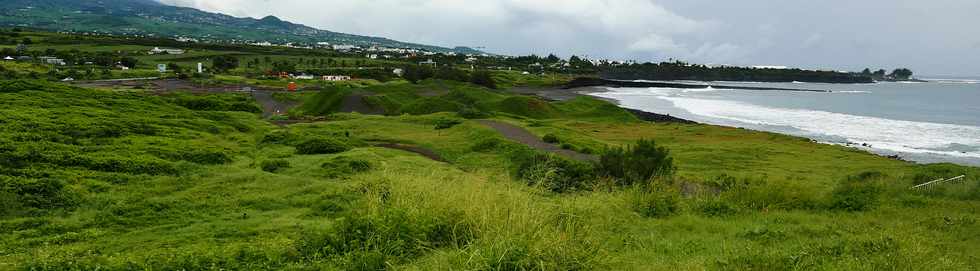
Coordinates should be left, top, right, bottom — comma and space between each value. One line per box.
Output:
159, 0, 980, 76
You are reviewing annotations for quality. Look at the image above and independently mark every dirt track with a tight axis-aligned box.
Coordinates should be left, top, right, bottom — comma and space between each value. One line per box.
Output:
476, 120, 598, 162
374, 143, 446, 162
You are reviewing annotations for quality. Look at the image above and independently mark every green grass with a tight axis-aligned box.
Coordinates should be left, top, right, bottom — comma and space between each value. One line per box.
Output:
1, 35, 978, 270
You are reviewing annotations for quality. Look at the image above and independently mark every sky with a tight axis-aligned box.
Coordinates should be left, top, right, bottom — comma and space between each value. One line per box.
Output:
159, 0, 980, 76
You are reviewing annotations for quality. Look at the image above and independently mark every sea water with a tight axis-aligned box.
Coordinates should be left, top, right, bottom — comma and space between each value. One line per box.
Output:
588, 79, 980, 166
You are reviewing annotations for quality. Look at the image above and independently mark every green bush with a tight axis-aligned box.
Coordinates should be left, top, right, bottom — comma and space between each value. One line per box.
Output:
542, 133, 560, 144
0, 176, 77, 216
260, 159, 290, 173
695, 198, 740, 217
295, 138, 351, 155
630, 186, 680, 218
457, 106, 491, 119
511, 150, 594, 193
595, 139, 675, 186
434, 118, 463, 130
829, 172, 883, 212
179, 149, 232, 165
321, 157, 373, 177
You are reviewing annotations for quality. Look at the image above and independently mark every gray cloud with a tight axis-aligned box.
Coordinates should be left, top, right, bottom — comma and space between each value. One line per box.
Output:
160, 0, 980, 76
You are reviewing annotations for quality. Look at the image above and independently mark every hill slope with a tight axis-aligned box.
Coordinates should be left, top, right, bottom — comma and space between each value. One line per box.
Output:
0, 0, 481, 54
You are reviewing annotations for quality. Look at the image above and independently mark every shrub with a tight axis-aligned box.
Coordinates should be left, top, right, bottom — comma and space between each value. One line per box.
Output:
470, 137, 503, 152
560, 143, 574, 150
829, 172, 883, 212
542, 133, 560, 144
260, 159, 290, 173
180, 149, 232, 165
630, 186, 680, 218
434, 118, 463, 130
511, 150, 594, 193
595, 139, 675, 187
470, 70, 497, 89
321, 157, 373, 177
0, 176, 78, 216
457, 106, 490, 119
295, 138, 351, 155
695, 198, 740, 217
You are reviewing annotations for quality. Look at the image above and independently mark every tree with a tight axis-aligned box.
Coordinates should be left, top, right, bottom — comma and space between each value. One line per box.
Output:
546, 54, 561, 63
873, 69, 887, 77
470, 70, 497, 89
861, 68, 872, 76
889, 68, 913, 80
21, 38, 32, 45
15, 44, 27, 55
167, 62, 183, 74
119, 57, 138, 69
212, 55, 239, 72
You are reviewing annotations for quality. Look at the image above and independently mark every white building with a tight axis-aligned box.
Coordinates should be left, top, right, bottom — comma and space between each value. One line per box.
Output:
294, 74, 315, 80
39, 57, 66, 65
3, 56, 13, 61
323, 75, 352, 81
392, 68, 405, 77
149, 47, 186, 55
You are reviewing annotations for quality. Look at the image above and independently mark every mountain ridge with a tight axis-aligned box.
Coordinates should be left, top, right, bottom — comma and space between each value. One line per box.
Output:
0, 0, 483, 54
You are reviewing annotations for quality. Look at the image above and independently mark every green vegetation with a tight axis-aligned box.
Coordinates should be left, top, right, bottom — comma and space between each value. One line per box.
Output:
0, 29, 976, 270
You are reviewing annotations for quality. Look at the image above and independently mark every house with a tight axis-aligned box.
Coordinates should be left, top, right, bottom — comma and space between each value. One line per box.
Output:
322, 75, 351, 81
3, 56, 13, 61
294, 74, 315, 80
366, 54, 379, 59
419, 59, 437, 66
117, 65, 130, 70
148, 47, 186, 55
39, 56, 66, 65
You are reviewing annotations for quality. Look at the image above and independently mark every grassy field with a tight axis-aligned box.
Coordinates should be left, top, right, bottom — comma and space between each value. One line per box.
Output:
1, 77, 977, 270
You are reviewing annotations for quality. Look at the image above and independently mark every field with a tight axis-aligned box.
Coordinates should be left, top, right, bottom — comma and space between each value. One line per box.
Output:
1, 77, 977, 270
1, 29, 978, 270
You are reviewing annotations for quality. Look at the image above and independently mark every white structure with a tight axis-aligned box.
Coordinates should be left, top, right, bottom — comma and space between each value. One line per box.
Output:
2, 56, 13, 61
332, 44, 359, 51
39, 57, 66, 65
197, 63, 203, 73
392, 68, 405, 77
465, 57, 478, 63
419, 59, 437, 66
295, 74, 315, 80
322, 75, 352, 81
149, 47, 186, 55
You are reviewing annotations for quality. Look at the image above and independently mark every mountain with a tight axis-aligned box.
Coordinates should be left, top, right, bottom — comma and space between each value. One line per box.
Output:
0, 0, 483, 54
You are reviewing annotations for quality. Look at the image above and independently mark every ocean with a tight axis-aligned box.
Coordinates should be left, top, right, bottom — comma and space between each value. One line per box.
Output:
587, 79, 980, 166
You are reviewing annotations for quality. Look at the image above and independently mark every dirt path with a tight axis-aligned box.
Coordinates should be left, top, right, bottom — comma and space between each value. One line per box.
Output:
374, 143, 446, 162
476, 120, 598, 162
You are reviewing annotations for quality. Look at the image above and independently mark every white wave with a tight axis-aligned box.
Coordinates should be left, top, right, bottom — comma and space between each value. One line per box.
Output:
835, 90, 872, 94
658, 96, 980, 159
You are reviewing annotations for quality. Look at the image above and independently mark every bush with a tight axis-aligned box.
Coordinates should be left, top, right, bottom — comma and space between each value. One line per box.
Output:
321, 157, 373, 177
695, 198, 740, 217
595, 139, 675, 187
457, 106, 490, 119
470, 70, 497, 89
260, 159, 290, 173
295, 138, 351, 155
630, 186, 680, 218
180, 149, 232, 165
829, 172, 883, 212
0, 176, 77, 216
511, 150, 594, 193
434, 118, 463, 130
542, 133, 560, 144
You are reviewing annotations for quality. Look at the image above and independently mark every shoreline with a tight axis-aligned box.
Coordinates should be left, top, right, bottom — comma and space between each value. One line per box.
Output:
507, 85, 980, 166
508, 86, 697, 124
